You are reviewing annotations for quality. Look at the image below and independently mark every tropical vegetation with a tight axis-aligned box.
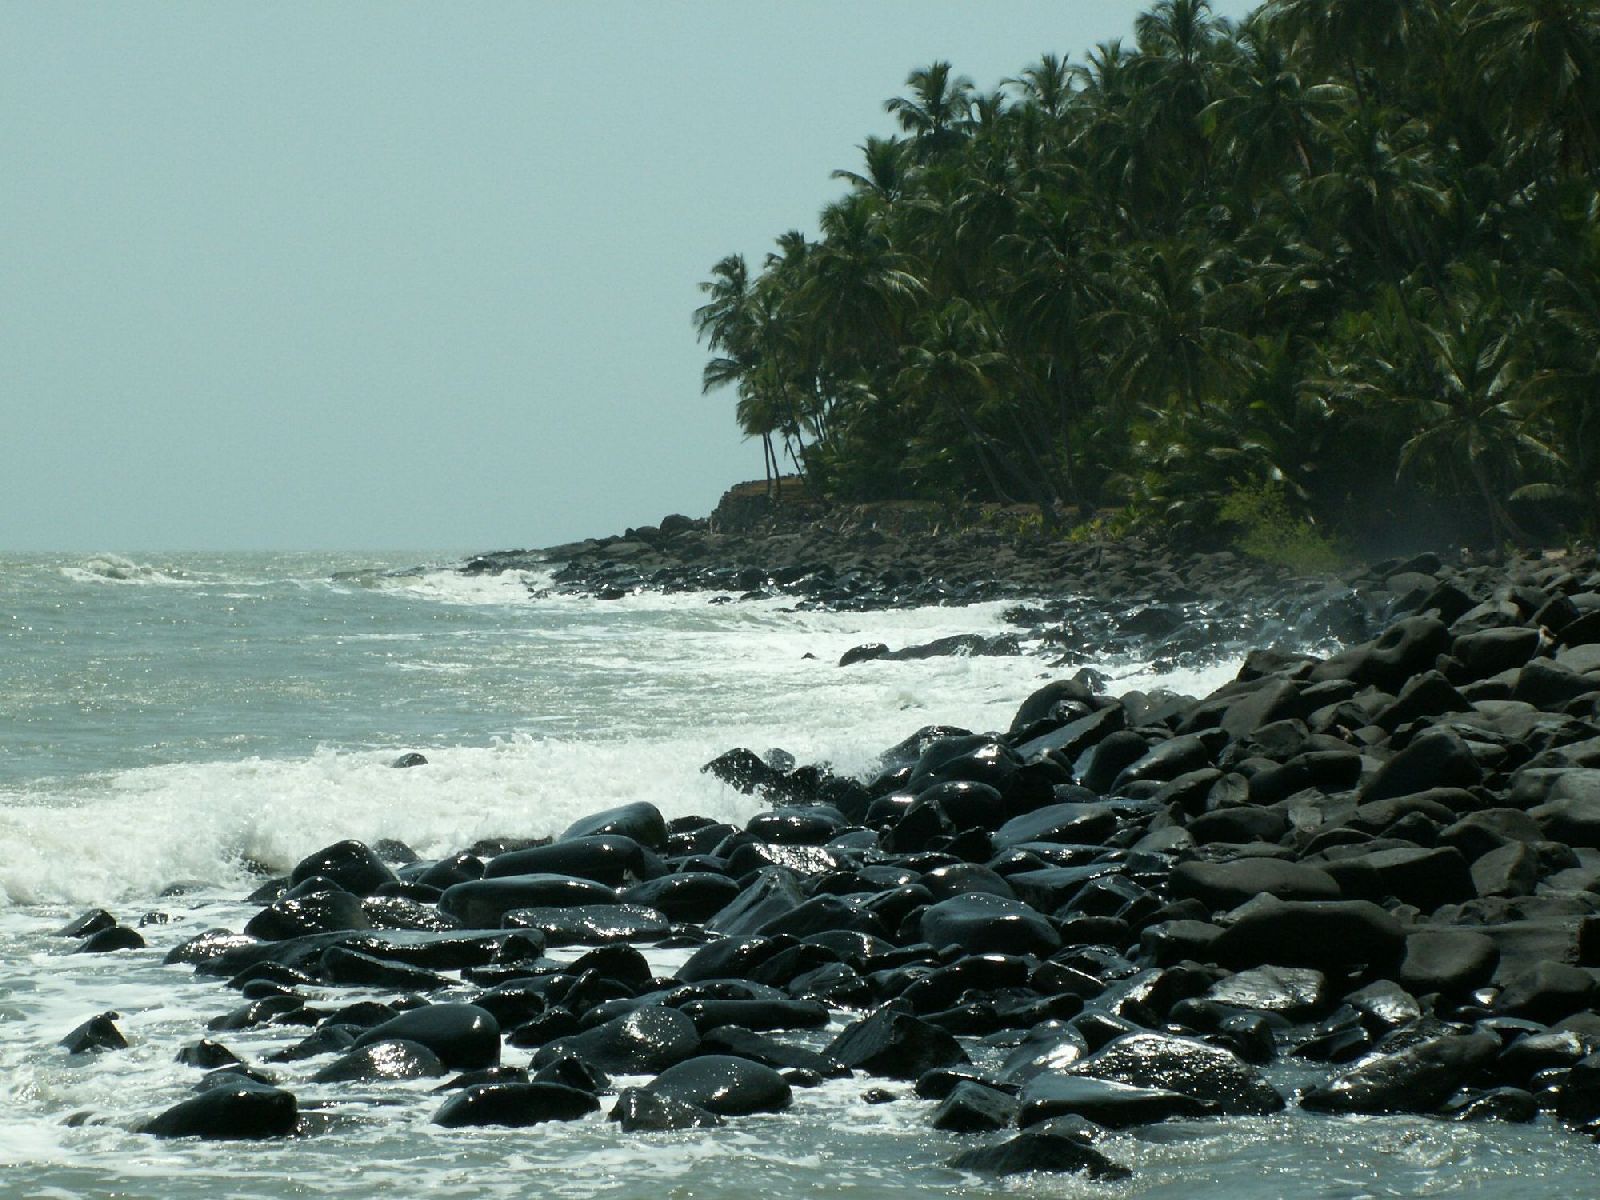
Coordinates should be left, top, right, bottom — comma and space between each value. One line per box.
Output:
695, 0, 1599, 549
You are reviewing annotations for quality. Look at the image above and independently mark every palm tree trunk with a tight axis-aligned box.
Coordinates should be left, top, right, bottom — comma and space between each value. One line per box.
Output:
1469, 453, 1531, 547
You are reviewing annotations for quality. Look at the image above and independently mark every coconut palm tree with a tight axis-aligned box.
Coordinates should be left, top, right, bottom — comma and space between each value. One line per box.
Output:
885, 61, 975, 160
830, 136, 911, 207
1008, 52, 1075, 121
1096, 241, 1257, 416
1202, 15, 1347, 190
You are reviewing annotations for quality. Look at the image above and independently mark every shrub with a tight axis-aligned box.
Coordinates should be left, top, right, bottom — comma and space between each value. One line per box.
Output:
1218, 482, 1346, 574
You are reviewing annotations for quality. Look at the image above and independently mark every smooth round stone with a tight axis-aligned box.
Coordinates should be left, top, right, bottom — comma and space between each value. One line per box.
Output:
1203, 966, 1329, 1019
289, 840, 397, 897
352, 1003, 500, 1070
75, 926, 146, 953
920, 862, 1015, 901
918, 893, 1060, 957
165, 930, 263, 967
1019, 1072, 1217, 1128
1301, 1031, 1500, 1114
643, 1054, 792, 1116
317, 945, 451, 991
621, 873, 741, 923
1211, 898, 1404, 971
560, 802, 669, 851
824, 1007, 968, 1080
931, 1080, 1019, 1132
433, 1066, 529, 1093
503, 904, 670, 946
698, 1026, 846, 1077
1170, 859, 1340, 910
176, 1039, 242, 1069
704, 868, 806, 937
483, 836, 656, 887
310, 1038, 446, 1083
432, 1081, 599, 1128
360, 894, 461, 933
266, 1025, 360, 1063
535, 1006, 700, 1075
608, 1087, 723, 1131
947, 1119, 1131, 1180
914, 781, 1006, 832
141, 1082, 298, 1140
755, 895, 887, 940
746, 807, 848, 845
245, 891, 371, 940
56, 909, 117, 938
532, 1052, 609, 1093
60, 1012, 128, 1055
676, 998, 830, 1033
1067, 1032, 1284, 1115
438, 875, 620, 926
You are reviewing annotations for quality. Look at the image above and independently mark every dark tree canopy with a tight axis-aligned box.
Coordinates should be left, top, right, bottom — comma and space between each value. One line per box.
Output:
698, 0, 1600, 548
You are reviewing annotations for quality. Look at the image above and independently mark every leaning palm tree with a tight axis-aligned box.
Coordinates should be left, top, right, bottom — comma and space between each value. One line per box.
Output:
694, 254, 782, 494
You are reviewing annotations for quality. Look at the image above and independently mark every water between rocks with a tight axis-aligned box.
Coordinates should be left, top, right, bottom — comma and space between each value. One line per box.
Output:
1, 551, 1592, 1196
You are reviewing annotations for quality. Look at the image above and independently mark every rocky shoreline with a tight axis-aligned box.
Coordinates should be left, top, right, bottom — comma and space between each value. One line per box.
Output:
50, 540, 1600, 1179
463, 503, 1513, 679
464, 503, 1308, 611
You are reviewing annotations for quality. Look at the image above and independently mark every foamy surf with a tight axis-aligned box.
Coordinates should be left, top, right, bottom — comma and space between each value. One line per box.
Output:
0, 651, 1239, 909
60, 555, 191, 585
6, 550, 1600, 1200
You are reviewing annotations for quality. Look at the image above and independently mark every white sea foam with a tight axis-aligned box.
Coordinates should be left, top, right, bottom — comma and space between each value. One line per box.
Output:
60, 555, 189, 585
0, 643, 1237, 909
365, 567, 546, 608
9, 553, 1600, 1198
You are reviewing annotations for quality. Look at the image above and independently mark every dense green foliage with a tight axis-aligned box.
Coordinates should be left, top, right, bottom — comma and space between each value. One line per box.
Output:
696, 0, 1599, 548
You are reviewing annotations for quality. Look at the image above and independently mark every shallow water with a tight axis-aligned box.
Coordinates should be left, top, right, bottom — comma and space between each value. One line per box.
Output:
2, 551, 1595, 1196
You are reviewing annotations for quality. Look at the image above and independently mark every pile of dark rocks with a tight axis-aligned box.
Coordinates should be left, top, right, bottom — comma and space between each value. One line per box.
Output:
58, 547, 1600, 1179
462, 519, 1307, 613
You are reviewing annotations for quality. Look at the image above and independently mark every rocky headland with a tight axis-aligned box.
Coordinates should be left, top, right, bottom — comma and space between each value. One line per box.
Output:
54, 521, 1600, 1179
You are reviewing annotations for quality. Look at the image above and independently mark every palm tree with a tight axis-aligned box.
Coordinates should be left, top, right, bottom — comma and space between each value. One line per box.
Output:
1530, 230, 1600, 530
803, 192, 925, 365
830, 136, 910, 206
1264, 0, 1430, 104
1096, 241, 1256, 415
694, 254, 782, 493
894, 300, 1063, 509
1202, 15, 1347, 189
1464, 0, 1600, 177
1342, 261, 1560, 544
885, 61, 975, 159
995, 186, 1104, 503
1130, 0, 1227, 205
1067, 40, 1145, 232
1008, 52, 1074, 121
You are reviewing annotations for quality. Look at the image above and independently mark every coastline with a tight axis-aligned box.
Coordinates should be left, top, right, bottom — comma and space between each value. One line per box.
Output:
48, 511, 1600, 1184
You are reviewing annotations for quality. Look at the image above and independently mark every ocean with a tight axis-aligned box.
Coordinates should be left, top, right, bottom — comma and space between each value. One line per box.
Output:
1, 550, 1592, 1197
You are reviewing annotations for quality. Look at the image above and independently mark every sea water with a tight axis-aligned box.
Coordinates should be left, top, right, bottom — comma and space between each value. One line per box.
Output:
0, 551, 1593, 1197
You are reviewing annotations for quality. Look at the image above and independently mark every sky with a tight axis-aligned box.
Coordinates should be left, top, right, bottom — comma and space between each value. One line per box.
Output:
1, 1, 1256, 552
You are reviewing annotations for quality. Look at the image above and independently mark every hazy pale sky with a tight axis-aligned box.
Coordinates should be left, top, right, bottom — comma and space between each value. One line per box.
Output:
2, 1, 1255, 551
